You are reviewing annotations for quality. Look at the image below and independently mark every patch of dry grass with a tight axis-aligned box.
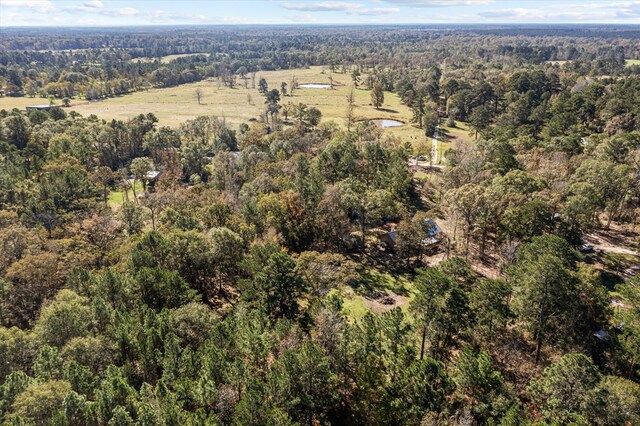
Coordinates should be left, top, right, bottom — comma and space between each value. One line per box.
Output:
131, 53, 209, 64
0, 97, 54, 110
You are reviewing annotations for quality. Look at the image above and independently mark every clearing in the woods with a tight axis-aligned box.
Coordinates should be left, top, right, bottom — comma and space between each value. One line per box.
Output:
0, 66, 425, 142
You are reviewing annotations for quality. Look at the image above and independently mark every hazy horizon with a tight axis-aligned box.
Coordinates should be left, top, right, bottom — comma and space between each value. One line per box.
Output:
2, 0, 640, 27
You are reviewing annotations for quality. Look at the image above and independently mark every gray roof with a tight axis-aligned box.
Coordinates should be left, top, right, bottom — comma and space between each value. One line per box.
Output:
421, 219, 443, 245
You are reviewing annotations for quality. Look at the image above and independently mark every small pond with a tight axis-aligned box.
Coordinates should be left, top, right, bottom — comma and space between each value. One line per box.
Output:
376, 119, 404, 128
299, 83, 331, 89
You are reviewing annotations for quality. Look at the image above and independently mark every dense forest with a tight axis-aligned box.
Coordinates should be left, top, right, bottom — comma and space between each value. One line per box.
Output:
0, 25, 639, 425
1, 25, 640, 100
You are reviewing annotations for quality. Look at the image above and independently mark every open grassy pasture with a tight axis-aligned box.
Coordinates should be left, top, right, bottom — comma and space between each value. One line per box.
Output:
0, 96, 56, 110
1, 66, 424, 143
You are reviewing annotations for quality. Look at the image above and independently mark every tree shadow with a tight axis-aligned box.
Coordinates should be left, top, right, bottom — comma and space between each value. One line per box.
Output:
408, 179, 429, 212
376, 107, 399, 114
601, 271, 624, 291
345, 251, 412, 298
437, 126, 455, 143
591, 251, 635, 292
357, 268, 411, 297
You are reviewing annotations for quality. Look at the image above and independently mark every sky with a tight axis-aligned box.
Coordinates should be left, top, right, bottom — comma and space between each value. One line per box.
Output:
1, 0, 640, 27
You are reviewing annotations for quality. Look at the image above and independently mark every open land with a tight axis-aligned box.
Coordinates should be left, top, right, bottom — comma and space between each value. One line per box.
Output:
1, 66, 426, 144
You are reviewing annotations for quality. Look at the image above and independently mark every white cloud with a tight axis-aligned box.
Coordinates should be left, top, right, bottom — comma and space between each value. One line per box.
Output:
477, 2, 640, 22
100, 7, 140, 17
0, 0, 54, 13
382, 0, 494, 6
354, 7, 399, 15
4, 0, 640, 26
63, 0, 106, 14
83, 0, 103, 8
280, 1, 398, 15
148, 11, 206, 23
144, 9, 248, 24
290, 13, 318, 22
614, 0, 640, 18
280, 1, 362, 12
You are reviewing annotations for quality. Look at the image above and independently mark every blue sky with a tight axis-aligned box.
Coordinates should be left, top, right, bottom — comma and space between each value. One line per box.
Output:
1, 1, 640, 26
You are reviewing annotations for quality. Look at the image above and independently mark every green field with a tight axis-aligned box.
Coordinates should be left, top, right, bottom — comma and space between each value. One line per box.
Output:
0, 66, 424, 143
626, 59, 640, 67
108, 181, 143, 207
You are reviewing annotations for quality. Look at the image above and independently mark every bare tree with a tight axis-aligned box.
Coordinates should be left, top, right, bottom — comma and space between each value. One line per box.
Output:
346, 104, 355, 132
141, 191, 167, 231
347, 85, 356, 103
371, 81, 384, 110
238, 66, 249, 88
283, 102, 293, 121
226, 74, 236, 89
117, 168, 132, 203
345, 86, 356, 131
92, 166, 114, 206
195, 88, 204, 105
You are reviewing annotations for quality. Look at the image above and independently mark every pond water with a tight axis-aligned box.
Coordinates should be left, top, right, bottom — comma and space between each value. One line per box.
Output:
299, 83, 331, 89
376, 119, 404, 128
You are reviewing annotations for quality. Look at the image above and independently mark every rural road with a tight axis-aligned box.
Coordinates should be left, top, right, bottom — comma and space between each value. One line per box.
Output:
431, 119, 440, 165
585, 231, 640, 278
408, 118, 444, 170
584, 233, 640, 257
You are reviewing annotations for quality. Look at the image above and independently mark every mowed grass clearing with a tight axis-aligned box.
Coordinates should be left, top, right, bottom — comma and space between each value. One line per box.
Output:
626, 59, 640, 67
108, 181, 143, 207
0, 97, 58, 110
0, 66, 424, 142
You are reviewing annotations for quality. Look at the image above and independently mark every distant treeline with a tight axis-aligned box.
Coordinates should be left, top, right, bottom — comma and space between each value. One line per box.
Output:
0, 25, 639, 100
